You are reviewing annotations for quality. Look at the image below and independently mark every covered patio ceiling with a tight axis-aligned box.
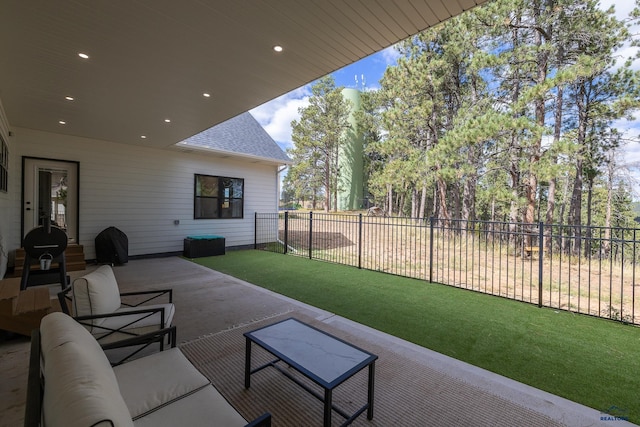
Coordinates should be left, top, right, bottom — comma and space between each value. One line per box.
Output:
0, 1, 487, 149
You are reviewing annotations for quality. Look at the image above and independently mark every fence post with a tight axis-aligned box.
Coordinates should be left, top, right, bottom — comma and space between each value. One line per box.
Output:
538, 221, 544, 308
429, 216, 434, 283
358, 213, 363, 269
308, 211, 313, 260
284, 211, 289, 255
254, 212, 257, 249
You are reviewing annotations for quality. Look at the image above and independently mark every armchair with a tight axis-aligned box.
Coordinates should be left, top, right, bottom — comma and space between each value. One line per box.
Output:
58, 265, 175, 346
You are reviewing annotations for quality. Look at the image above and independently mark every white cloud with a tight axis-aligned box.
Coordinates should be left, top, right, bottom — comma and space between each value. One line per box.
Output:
379, 44, 401, 65
596, 1, 640, 196
598, 0, 635, 18
612, 45, 640, 71
599, 0, 640, 70
623, 141, 640, 164
250, 87, 310, 150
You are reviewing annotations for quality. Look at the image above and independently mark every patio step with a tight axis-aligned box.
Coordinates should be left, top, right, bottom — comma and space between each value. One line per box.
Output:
0, 281, 54, 336
13, 243, 86, 278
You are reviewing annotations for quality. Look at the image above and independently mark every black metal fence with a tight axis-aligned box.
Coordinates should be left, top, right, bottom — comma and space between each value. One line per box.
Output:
255, 212, 640, 325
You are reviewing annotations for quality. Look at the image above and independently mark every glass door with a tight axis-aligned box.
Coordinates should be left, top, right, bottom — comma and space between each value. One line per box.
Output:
23, 158, 79, 243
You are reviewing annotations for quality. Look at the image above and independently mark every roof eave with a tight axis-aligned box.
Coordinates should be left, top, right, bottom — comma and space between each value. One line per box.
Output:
172, 142, 292, 166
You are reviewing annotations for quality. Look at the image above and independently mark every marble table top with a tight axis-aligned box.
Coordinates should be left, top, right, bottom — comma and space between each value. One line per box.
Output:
245, 318, 377, 388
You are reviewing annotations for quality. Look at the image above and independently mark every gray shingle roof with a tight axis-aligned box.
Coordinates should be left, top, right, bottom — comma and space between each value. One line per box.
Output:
180, 112, 291, 163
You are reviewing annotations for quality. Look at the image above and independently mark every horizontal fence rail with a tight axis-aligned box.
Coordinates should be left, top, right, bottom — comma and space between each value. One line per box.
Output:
254, 212, 640, 325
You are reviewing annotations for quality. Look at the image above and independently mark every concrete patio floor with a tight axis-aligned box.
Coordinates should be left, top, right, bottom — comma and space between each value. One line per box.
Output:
0, 256, 635, 426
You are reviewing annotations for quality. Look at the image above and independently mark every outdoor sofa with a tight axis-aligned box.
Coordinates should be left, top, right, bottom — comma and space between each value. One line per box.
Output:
24, 311, 272, 427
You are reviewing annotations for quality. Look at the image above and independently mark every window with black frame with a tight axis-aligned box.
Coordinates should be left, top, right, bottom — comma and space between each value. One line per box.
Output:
0, 134, 7, 193
194, 174, 244, 219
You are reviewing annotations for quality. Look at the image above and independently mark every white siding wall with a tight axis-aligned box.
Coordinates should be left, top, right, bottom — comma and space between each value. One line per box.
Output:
0, 100, 17, 277
9, 127, 280, 262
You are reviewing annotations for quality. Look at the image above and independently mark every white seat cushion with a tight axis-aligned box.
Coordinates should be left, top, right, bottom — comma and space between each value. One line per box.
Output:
72, 265, 122, 327
132, 386, 248, 427
114, 348, 209, 419
113, 303, 175, 329
91, 303, 175, 341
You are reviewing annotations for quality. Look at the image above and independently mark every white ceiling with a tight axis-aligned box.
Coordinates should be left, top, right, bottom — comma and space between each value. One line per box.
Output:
0, 0, 487, 149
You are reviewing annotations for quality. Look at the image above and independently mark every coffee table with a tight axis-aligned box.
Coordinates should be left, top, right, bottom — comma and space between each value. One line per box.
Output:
244, 317, 377, 427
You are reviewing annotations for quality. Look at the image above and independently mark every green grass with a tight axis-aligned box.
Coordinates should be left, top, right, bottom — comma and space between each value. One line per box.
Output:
190, 250, 640, 422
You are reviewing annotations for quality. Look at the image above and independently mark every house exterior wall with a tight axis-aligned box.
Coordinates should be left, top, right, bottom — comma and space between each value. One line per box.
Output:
0, 100, 15, 277
3, 126, 279, 267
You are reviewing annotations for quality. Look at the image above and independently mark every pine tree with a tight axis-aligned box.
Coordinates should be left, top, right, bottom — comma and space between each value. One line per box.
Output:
359, 0, 640, 231
287, 76, 351, 212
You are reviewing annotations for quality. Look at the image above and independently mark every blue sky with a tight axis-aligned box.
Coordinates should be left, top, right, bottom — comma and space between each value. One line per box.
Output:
250, 0, 640, 195
250, 45, 399, 151
331, 47, 400, 90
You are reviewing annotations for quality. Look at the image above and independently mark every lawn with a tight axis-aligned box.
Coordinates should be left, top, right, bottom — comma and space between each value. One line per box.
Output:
190, 249, 640, 423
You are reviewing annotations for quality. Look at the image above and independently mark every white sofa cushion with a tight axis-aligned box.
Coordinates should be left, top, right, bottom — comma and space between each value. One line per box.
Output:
72, 265, 122, 325
114, 348, 209, 419
40, 313, 134, 427
132, 386, 248, 427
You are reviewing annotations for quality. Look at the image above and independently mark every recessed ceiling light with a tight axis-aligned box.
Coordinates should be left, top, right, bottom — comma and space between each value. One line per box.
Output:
273, 45, 283, 52
164, 119, 171, 123
78, 52, 89, 59
59, 120, 66, 125
141, 135, 147, 139
203, 92, 211, 98
65, 96, 74, 101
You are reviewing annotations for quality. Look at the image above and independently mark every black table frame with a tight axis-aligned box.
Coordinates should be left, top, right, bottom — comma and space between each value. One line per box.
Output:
244, 318, 377, 427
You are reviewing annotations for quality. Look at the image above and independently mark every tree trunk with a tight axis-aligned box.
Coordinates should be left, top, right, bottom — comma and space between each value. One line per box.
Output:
545, 81, 563, 251
603, 150, 614, 257
584, 177, 594, 258
524, 171, 538, 225
568, 81, 588, 255
491, 198, 496, 222
452, 181, 461, 221
418, 185, 427, 221
509, 153, 520, 242
568, 158, 583, 255
436, 175, 450, 225
462, 160, 477, 222
525, 0, 548, 246
558, 173, 570, 251
508, 17, 522, 247
411, 187, 417, 218
324, 163, 331, 213
432, 185, 439, 218
462, 74, 479, 223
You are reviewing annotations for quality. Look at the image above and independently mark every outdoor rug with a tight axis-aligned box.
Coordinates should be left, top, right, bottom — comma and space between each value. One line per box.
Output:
180, 311, 567, 427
